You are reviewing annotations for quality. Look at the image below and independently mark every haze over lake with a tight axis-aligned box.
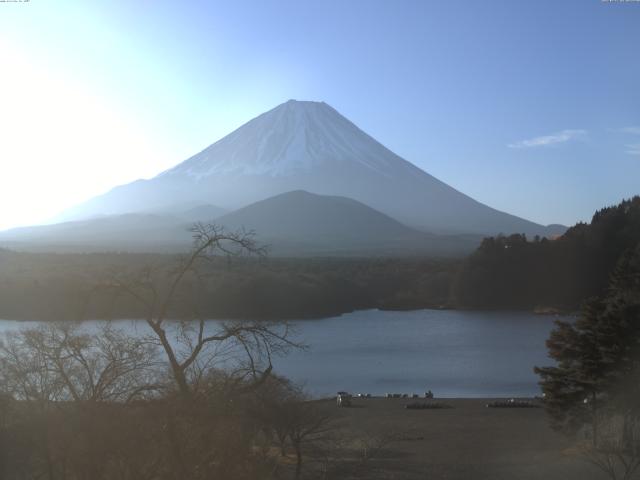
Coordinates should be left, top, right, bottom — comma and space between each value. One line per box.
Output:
0, 309, 560, 398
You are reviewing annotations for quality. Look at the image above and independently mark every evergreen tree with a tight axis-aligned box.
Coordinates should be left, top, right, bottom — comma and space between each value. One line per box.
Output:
598, 246, 640, 416
534, 299, 607, 438
535, 244, 640, 442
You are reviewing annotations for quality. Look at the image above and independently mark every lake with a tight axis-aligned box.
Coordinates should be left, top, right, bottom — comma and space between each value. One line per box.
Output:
0, 309, 562, 398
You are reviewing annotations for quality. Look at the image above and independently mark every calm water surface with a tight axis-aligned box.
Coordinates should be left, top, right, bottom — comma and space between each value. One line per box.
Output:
0, 309, 562, 398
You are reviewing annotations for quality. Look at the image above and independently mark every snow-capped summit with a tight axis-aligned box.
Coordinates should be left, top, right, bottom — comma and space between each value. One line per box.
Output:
55, 100, 563, 237
160, 100, 399, 178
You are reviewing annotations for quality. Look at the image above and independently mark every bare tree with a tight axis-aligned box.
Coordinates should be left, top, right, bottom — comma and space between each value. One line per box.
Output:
288, 401, 332, 480
0, 322, 161, 404
102, 223, 301, 398
0, 224, 310, 480
0, 322, 163, 480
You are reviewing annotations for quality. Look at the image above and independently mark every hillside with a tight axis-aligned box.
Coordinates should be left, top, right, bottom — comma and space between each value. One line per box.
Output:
453, 196, 640, 310
215, 190, 479, 256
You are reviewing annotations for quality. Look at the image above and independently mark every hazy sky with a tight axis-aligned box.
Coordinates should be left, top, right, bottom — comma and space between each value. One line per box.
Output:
0, 0, 638, 230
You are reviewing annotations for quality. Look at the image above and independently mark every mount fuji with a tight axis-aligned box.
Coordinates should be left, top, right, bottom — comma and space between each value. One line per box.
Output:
57, 100, 561, 238
0, 100, 566, 254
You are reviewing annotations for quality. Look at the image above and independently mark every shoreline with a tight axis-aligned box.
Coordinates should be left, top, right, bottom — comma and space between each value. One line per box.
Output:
0, 305, 572, 323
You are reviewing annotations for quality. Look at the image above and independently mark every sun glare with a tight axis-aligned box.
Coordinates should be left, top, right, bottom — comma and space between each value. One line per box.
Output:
0, 45, 174, 230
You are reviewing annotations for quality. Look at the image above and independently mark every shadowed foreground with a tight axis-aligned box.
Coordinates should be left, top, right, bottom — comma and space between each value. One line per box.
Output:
314, 397, 602, 480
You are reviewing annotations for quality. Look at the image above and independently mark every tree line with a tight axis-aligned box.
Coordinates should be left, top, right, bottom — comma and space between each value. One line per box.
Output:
453, 196, 640, 311
0, 250, 457, 322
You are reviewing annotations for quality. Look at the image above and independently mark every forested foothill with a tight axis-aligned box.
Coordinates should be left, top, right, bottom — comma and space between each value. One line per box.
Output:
454, 196, 640, 311
1, 197, 639, 321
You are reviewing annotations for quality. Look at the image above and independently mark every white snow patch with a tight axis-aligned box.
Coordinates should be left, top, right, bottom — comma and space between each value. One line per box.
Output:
160, 100, 401, 180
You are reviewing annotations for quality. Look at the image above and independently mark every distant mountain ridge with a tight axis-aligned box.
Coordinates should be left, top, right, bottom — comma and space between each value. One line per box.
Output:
215, 190, 479, 256
57, 100, 563, 238
0, 191, 481, 256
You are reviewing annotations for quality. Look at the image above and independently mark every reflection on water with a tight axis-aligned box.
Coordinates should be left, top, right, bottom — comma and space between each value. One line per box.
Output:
275, 309, 561, 398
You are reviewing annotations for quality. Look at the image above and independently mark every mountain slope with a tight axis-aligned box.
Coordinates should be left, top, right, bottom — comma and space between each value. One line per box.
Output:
0, 205, 224, 252
0, 214, 190, 252
177, 204, 227, 222
215, 190, 478, 255
217, 190, 419, 241
58, 100, 562, 237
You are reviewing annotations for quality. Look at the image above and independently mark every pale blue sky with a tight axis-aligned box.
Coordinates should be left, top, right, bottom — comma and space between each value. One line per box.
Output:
0, 0, 638, 229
